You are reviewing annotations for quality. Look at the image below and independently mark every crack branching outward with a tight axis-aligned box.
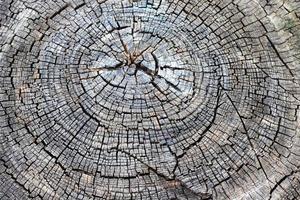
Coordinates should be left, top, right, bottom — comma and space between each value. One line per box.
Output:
268, 168, 300, 200
225, 93, 273, 185
177, 85, 223, 158
1, 0, 300, 199
109, 147, 212, 199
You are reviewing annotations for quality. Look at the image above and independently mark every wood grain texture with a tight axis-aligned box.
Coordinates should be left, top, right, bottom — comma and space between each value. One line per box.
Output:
0, 0, 300, 199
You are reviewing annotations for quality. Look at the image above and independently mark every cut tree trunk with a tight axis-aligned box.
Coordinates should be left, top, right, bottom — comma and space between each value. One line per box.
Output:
0, 0, 300, 199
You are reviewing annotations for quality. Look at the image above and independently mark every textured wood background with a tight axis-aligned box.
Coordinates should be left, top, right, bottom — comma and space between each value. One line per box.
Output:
0, 0, 300, 199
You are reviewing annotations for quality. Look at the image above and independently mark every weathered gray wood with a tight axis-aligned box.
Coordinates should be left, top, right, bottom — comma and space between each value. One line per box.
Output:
1, 0, 300, 199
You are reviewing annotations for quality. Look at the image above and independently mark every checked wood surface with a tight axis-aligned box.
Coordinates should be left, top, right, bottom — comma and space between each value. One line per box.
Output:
1, 0, 300, 199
